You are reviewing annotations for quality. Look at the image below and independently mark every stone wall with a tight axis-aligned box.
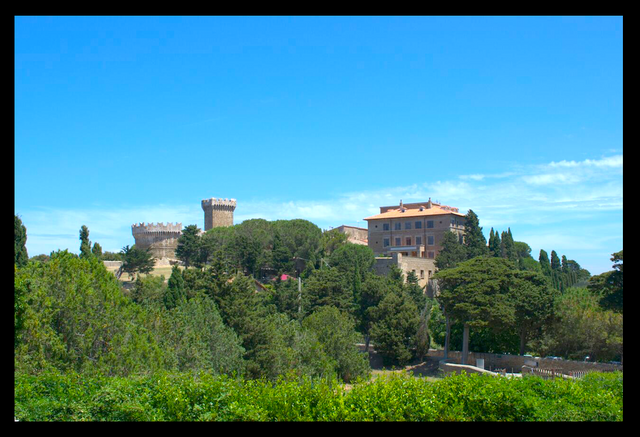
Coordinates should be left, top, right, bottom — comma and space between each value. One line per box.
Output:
335, 225, 368, 245
131, 222, 182, 261
103, 261, 123, 269
428, 349, 622, 374
373, 253, 436, 288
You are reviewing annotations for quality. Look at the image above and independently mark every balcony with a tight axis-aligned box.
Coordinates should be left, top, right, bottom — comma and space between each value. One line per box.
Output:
387, 245, 419, 252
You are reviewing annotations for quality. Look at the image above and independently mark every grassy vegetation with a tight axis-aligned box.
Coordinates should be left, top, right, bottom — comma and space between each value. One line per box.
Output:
15, 370, 622, 421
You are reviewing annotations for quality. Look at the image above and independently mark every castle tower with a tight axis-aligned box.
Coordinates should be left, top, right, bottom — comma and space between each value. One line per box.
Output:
131, 222, 183, 260
201, 197, 236, 231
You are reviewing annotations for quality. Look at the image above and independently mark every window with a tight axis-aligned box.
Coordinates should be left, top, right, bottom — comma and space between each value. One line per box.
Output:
427, 235, 435, 246
427, 251, 435, 259
416, 236, 422, 245
427, 220, 434, 228
394, 222, 401, 230
415, 221, 422, 229
395, 237, 401, 246
383, 223, 390, 231
420, 270, 425, 279
405, 221, 411, 230
405, 237, 412, 246
383, 238, 390, 247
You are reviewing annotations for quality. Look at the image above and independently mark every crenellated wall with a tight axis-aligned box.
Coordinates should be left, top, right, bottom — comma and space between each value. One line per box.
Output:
131, 222, 182, 260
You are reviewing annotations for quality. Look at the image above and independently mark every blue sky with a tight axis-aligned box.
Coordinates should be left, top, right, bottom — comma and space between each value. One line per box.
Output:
15, 16, 623, 275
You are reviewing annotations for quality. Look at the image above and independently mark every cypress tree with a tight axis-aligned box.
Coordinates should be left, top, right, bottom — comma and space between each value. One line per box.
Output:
550, 250, 562, 271
91, 242, 103, 259
79, 225, 93, 259
539, 250, 551, 276
14, 215, 29, 268
463, 209, 488, 259
165, 265, 186, 310
435, 231, 467, 270
488, 228, 501, 257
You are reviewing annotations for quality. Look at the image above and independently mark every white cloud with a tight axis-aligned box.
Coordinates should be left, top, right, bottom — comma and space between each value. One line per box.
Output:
548, 155, 623, 168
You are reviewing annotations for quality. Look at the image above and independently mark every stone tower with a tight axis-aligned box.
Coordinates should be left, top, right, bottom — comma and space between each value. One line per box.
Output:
131, 222, 182, 260
201, 197, 236, 231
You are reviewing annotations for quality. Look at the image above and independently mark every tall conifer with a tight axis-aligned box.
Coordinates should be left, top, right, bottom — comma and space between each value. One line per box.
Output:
462, 209, 488, 259
488, 227, 501, 257
14, 215, 29, 268
79, 225, 93, 259
539, 250, 551, 276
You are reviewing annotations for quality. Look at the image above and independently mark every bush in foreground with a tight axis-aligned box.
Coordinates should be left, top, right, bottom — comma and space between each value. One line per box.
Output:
15, 370, 622, 421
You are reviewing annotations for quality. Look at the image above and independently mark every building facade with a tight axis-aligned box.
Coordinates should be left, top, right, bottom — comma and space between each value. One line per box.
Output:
364, 199, 466, 288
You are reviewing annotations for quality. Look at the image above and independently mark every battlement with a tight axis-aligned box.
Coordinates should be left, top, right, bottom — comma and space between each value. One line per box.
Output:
202, 196, 236, 230
201, 198, 237, 209
131, 222, 183, 235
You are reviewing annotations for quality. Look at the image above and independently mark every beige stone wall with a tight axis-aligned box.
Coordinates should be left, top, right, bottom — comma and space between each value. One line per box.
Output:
132, 222, 182, 261
335, 225, 368, 245
373, 253, 436, 288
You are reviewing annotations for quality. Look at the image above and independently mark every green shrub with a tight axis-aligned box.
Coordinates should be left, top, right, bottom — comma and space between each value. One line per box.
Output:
14, 371, 623, 422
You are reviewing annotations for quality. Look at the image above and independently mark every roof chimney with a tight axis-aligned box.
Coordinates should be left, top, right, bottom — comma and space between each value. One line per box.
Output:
427, 198, 432, 209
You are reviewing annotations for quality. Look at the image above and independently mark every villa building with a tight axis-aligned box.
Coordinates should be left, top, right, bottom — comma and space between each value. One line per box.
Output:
364, 199, 466, 289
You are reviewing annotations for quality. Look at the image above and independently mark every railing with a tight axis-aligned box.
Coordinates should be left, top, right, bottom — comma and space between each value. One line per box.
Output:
522, 366, 569, 379
522, 366, 616, 380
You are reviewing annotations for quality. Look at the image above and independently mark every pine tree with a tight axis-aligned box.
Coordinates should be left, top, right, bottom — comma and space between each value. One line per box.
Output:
175, 225, 202, 269
120, 245, 155, 281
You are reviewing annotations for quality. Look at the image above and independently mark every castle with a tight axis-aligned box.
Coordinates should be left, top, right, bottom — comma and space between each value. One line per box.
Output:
131, 196, 465, 290
131, 197, 236, 262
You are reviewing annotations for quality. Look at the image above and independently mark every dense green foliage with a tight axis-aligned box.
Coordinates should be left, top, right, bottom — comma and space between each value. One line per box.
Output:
14, 232, 371, 383
14, 214, 623, 421
533, 287, 623, 362
15, 371, 622, 421
14, 251, 166, 376
435, 220, 622, 362
588, 250, 623, 313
